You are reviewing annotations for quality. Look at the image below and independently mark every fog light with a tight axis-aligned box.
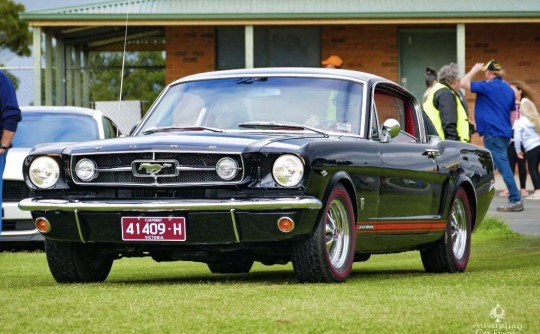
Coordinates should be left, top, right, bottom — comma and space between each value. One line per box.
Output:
35, 217, 51, 233
277, 217, 294, 233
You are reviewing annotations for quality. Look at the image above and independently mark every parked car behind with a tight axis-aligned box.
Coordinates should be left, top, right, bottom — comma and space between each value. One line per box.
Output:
1, 106, 120, 247
19, 68, 495, 283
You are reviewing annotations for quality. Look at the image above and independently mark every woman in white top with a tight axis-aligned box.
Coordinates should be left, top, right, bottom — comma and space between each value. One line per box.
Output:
512, 81, 540, 199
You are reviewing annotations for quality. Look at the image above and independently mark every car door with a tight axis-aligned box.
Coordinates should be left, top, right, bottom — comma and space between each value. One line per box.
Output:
372, 85, 448, 238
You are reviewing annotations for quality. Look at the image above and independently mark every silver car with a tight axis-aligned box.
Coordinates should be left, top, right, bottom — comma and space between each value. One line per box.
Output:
1, 106, 120, 245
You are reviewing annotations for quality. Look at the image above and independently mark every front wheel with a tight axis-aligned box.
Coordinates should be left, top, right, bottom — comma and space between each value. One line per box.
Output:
45, 239, 114, 283
292, 184, 356, 282
420, 187, 472, 273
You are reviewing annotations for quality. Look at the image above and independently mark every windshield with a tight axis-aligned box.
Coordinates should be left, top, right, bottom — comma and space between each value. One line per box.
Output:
136, 76, 364, 135
13, 112, 99, 147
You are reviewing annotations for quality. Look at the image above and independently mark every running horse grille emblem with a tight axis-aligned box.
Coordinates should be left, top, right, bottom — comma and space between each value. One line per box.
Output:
132, 160, 179, 178
139, 163, 171, 174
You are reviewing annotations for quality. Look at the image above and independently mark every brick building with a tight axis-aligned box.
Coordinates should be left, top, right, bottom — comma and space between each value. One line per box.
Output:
22, 0, 540, 144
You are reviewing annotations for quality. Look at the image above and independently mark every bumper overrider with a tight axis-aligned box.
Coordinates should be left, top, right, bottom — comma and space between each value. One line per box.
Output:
18, 197, 322, 244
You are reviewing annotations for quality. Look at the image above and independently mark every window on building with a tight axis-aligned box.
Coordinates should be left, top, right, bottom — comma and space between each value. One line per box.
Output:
217, 26, 320, 70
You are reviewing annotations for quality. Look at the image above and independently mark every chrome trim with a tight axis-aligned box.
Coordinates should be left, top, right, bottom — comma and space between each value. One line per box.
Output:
74, 209, 87, 243
230, 209, 240, 242
19, 197, 322, 213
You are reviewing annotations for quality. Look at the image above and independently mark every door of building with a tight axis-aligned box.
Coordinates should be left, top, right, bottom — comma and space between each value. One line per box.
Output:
398, 28, 457, 104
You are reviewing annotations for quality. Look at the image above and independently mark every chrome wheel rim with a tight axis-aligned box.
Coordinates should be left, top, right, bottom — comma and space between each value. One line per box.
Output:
325, 197, 351, 269
450, 198, 467, 259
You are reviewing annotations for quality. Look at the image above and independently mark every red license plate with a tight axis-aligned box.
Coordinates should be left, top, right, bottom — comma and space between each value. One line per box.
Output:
121, 217, 186, 241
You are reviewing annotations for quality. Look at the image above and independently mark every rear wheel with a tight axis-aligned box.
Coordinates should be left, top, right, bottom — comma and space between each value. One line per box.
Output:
45, 239, 114, 283
292, 184, 355, 282
421, 187, 471, 273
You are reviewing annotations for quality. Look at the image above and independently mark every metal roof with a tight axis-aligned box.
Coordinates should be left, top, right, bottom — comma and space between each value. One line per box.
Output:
22, 0, 540, 23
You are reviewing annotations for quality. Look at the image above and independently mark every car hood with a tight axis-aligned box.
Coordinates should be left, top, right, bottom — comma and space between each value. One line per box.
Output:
4, 147, 33, 180
29, 132, 330, 156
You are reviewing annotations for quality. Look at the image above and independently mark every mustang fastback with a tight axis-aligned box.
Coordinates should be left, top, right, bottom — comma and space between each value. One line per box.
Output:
19, 68, 495, 283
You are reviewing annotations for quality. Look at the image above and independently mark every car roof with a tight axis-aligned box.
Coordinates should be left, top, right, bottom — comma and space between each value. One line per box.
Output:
20, 106, 103, 118
174, 67, 394, 86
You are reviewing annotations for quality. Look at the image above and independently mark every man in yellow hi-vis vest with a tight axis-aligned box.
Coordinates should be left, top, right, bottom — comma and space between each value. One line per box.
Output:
423, 63, 470, 143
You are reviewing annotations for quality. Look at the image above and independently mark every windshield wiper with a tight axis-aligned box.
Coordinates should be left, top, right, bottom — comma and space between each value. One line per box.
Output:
238, 121, 329, 137
142, 125, 223, 135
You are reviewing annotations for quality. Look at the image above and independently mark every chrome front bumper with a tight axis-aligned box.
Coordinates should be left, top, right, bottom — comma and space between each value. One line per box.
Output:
19, 197, 323, 213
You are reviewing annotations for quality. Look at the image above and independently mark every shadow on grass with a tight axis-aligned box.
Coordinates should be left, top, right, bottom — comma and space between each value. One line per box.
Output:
105, 266, 428, 285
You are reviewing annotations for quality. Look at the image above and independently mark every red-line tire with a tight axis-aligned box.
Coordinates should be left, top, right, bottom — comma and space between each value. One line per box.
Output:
421, 187, 472, 273
292, 184, 356, 283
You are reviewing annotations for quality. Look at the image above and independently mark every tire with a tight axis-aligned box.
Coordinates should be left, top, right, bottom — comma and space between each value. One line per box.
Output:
207, 256, 254, 274
421, 187, 471, 273
45, 239, 114, 283
292, 184, 356, 283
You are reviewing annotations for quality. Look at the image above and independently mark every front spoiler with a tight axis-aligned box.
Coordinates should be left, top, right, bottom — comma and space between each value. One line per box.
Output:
19, 197, 323, 213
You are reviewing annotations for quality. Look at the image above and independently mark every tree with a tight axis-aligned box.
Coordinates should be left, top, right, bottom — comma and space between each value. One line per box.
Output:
0, 0, 31, 90
0, 0, 31, 57
87, 51, 165, 113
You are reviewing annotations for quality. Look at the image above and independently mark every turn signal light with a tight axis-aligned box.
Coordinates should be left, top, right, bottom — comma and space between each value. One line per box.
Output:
277, 217, 294, 233
35, 217, 51, 233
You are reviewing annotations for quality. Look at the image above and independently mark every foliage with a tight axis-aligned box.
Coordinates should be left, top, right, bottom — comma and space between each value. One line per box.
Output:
0, 0, 31, 57
0, 217, 538, 333
0, 68, 20, 89
87, 51, 165, 113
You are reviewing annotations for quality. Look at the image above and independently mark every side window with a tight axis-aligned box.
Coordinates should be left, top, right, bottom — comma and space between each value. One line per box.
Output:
373, 88, 419, 142
103, 117, 120, 138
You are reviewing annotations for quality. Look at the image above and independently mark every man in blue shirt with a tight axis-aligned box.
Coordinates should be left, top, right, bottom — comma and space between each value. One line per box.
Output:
460, 60, 523, 212
0, 70, 22, 235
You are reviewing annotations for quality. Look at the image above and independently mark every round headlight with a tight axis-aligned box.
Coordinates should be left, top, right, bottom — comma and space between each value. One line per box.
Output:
216, 157, 239, 180
272, 154, 304, 187
75, 158, 98, 181
29, 156, 60, 189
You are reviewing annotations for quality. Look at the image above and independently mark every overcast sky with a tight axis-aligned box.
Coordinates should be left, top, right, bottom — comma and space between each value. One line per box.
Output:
21, 0, 99, 11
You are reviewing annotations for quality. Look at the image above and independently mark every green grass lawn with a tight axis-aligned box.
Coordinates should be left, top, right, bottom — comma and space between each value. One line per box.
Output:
0, 215, 538, 334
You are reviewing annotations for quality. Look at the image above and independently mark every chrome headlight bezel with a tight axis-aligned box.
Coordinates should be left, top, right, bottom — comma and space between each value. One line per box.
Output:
215, 157, 239, 180
75, 158, 98, 182
272, 154, 304, 187
28, 156, 61, 189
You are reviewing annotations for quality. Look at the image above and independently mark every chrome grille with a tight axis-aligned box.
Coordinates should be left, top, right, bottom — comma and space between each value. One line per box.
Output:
71, 151, 244, 186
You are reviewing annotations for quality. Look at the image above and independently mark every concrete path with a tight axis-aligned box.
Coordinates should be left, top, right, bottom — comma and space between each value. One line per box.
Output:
487, 174, 540, 236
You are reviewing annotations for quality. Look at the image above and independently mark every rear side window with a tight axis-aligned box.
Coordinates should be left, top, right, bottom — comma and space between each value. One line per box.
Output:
13, 113, 99, 148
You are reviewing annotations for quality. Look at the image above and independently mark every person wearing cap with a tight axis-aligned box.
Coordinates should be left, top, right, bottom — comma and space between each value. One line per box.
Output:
321, 55, 343, 69
460, 59, 523, 212
423, 63, 470, 142
423, 67, 438, 102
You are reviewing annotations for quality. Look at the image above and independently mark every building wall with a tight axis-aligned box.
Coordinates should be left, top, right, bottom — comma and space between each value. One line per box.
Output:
321, 25, 399, 82
165, 26, 215, 84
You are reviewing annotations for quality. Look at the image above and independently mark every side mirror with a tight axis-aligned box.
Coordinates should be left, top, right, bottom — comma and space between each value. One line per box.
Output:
381, 118, 400, 142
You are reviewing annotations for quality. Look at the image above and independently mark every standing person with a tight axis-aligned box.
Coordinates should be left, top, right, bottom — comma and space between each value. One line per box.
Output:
423, 67, 438, 102
500, 81, 530, 197
423, 63, 470, 142
512, 81, 540, 200
460, 59, 523, 212
0, 70, 22, 236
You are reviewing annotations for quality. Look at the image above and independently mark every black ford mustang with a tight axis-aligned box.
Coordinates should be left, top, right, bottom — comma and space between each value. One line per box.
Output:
19, 68, 495, 283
